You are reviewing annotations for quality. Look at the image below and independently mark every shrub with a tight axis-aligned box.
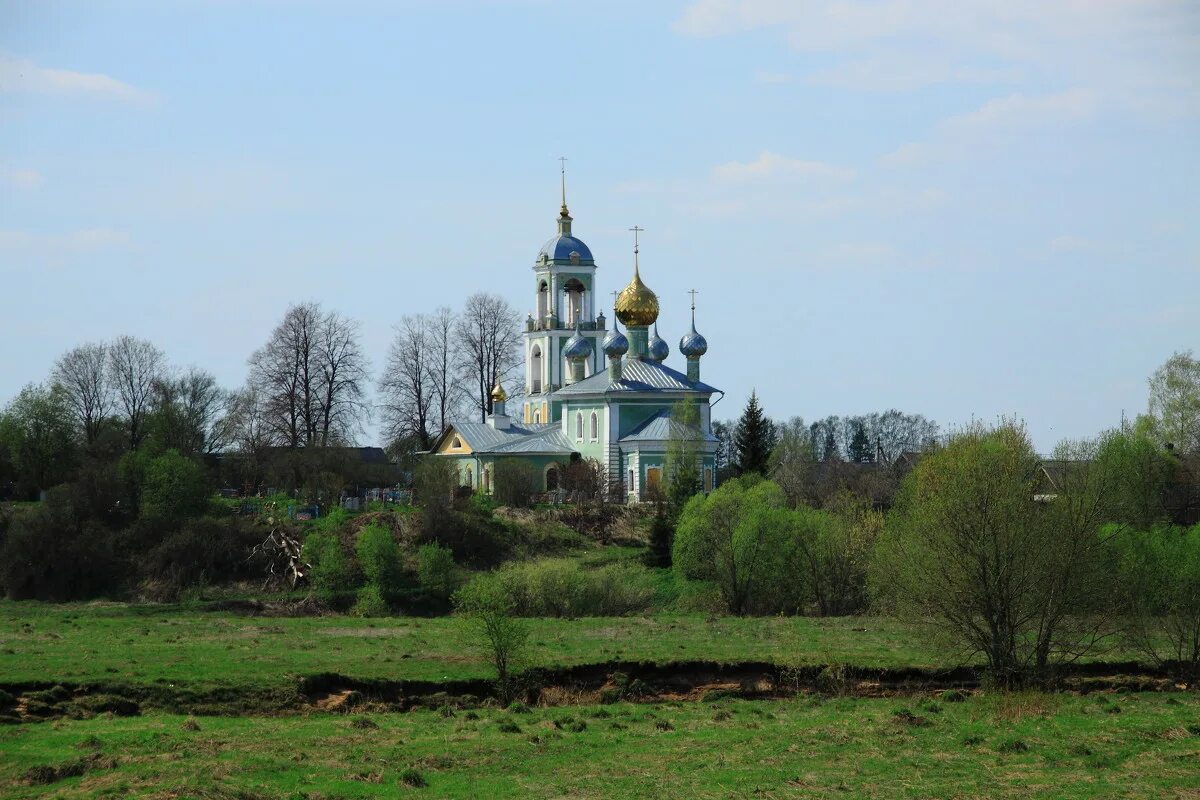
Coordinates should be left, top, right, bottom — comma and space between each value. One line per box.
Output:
672, 477, 796, 615
460, 559, 658, 617
352, 584, 389, 617
355, 523, 406, 600
417, 542, 458, 600
0, 499, 121, 601
302, 531, 354, 600
1115, 523, 1200, 681
142, 517, 260, 599
493, 459, 538, 508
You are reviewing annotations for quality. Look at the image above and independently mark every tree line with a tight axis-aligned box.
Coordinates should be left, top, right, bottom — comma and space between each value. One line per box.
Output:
0, 293, 524, 500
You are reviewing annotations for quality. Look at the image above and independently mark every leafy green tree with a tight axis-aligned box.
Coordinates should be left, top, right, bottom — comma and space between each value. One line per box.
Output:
672, 476, 795, 614
454, 577, 529, 704
1115, 523, 1200, 681
355, 523, 405, 602
0, 383, 78, 498
1147, 350, 1200, 453
140, 450, 210, 521
665, 398, 703, 514
733, 391, 776, 476
875, 421, 1122, 686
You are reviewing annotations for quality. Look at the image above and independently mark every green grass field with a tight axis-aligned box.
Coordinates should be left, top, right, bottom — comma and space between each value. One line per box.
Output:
2, 693, 1197, 799
0, 602, 936, 687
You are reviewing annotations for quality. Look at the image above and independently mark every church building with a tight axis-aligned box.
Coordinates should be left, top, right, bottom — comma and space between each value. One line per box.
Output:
430, 176, 720, 501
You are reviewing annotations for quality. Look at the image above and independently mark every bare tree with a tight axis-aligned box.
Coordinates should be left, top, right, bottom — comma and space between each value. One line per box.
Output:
428, 306, 461, 433
248, 303, 368, 448
227, 385, 277, 456
379, 315, 436, 450
456, 293, 522, 422
315, 309, 369, 445
150, 367, 234, 455
52, 342, 111, 445
108, 335, 165, 449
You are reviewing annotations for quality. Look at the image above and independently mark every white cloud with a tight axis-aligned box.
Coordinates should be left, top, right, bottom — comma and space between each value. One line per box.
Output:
1, 167, 43, 188
674, 0, 1198, 101
881, 89, 1100, 167
0, 54, 156, 105
713, 151, 855, 183
808, 54, 1020, 92
0, 229, 132, 265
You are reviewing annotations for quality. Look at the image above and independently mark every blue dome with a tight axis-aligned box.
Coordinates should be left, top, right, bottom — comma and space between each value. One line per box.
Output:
679, 320, 708, 358
563, 324, 593, 360
539, 234, 594, 263
647, 324, 669, 362
603, 324, 628, 358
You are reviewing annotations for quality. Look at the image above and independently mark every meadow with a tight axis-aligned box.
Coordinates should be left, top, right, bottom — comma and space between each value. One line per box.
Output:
2, 692, 1197, 799
0, 602, 936, 688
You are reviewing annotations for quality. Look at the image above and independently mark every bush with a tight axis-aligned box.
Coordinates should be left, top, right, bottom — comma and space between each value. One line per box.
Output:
302, 531, 355, 600
460, 559, 658, 617
1115, 522, 1200, 680
417, 542, 458, 600
672, 476, 796, 614
352, 584, 389, 617
141, 517, 261, 600
493, 460, 538, 508
140, 450, 210, 521
0, 498, 122, 601
355, 523, 406, 600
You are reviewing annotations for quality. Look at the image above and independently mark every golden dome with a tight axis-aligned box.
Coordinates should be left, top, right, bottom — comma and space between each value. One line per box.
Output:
614, 267, 659, 327
490, 381, 507, 403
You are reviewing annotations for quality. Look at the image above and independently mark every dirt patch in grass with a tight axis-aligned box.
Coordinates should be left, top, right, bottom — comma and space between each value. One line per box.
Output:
0, 659, 1189, 724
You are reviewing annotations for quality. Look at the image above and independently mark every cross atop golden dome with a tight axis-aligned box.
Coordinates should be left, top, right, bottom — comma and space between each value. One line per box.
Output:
614, 225, 659, 328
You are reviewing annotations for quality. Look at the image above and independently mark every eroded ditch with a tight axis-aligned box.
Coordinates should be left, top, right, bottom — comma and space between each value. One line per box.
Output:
0, 660, 1188, 724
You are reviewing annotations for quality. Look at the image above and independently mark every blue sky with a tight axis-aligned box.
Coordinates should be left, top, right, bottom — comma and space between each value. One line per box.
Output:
2, 0, 1197, 451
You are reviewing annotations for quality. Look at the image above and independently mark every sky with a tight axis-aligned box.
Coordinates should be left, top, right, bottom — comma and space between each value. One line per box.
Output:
1, 0, 1198, 453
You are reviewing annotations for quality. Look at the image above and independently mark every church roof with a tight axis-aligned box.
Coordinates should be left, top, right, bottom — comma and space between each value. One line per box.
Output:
437, 421, 575, 455
555, 357, 718, 397
538, 234, 594, 263
619, 410, 719, 444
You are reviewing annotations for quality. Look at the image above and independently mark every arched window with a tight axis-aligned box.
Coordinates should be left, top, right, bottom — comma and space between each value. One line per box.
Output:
575, 411, 584, 440
589, 412, 598, 441
563, 278, 585, 326
465, 467, 473, 488
533, 408, 541, 423
628, 469, 635, 492
483, 468, 491, 493
537, 280, 549, 321
530, 345, 543, 394
546, 466, 559, 490
452, 436, 463, 450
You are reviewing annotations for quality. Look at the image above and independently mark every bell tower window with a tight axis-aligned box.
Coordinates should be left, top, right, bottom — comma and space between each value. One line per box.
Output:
563, 278, 585, 326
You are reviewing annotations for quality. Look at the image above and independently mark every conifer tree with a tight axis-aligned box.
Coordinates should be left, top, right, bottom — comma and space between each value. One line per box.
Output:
734, 390, 776, 475
848, 420, 873, 463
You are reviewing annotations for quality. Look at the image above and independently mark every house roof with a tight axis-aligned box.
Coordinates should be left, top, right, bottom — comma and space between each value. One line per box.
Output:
554, 357, 717, 397
436, 421, 576, 456
619, 409, 718, 444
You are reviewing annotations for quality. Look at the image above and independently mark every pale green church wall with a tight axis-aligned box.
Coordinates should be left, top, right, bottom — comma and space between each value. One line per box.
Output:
563, 401, 607, 462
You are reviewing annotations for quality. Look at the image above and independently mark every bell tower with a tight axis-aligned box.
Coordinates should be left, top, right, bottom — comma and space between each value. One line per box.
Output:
522, 160, 605, 422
